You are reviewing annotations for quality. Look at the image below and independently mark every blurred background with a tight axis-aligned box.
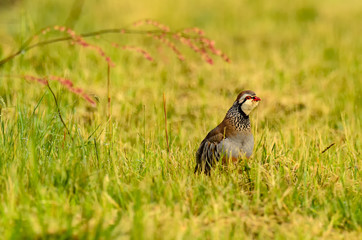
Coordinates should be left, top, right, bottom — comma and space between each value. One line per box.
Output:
1, 0, 361, 139
0, 0, 361, 153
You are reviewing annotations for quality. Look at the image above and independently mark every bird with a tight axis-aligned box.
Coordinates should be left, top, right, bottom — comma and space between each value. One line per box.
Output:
194, 90, 261, 174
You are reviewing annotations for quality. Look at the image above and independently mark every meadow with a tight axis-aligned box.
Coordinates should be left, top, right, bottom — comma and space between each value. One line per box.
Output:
0, 0, 361, 239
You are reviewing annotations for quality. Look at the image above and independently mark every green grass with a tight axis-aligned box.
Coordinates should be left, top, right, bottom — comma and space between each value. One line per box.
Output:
0, 0, 361, 239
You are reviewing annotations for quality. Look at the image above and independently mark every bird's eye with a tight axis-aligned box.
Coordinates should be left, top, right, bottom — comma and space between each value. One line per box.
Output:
245, 96, 251, 100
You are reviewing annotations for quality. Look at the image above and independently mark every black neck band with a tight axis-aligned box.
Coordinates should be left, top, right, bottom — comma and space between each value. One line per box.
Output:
238, 104, 249, 119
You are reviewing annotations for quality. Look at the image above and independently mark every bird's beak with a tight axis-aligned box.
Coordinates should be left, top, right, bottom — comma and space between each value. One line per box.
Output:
253, 96, 261, 102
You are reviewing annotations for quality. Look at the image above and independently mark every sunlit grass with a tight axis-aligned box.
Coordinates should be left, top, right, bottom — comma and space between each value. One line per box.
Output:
0, 0, 361, 239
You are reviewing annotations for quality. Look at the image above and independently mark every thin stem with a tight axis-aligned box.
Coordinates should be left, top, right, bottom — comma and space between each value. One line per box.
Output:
321, 143, 335, 154
144, 105, 146, 160
163, 93, 170, 153
106, 63, 112, 141
47, 83, 73, 140
94, 138, 99, 168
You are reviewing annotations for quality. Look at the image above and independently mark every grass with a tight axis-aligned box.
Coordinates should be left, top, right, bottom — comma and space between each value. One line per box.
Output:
0, 0, 361, 239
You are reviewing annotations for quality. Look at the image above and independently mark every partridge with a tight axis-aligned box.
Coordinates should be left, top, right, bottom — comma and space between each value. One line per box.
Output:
194, 90, 261, 174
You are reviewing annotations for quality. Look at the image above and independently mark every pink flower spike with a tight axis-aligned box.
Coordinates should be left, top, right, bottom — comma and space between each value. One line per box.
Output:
133, 20, 144, 26
205, 57, 213, 65
21, 74, 96, 106
178, 55, 185, 61
74, 88, 82, 94
82, 94, 96, 106
63, 80, 73, 87
121, 46, 154, 62
23, 75, 48, 85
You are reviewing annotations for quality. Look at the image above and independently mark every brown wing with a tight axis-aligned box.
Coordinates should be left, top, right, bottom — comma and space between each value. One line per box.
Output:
194, 121, 228, 174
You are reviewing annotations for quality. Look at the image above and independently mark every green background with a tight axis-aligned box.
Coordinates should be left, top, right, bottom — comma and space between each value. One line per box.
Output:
0, 0, 361, 239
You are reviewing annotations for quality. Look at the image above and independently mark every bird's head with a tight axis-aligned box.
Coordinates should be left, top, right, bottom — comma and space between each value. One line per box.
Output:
235, 90, 261, 116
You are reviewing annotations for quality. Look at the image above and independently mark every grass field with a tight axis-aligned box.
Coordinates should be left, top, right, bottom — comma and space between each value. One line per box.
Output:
0, 0, 361, 239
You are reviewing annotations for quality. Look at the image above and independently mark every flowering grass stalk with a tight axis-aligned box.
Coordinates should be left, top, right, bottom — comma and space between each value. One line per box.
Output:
22, 75, 96, 106
0, 19, 230, 67
112, 43, 154, 62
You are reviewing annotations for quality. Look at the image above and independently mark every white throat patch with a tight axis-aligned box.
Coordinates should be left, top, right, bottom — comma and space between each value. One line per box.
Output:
241, 99, 259, 115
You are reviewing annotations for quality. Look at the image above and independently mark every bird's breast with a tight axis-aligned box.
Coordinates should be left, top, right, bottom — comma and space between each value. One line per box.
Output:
217, 133, 254, 159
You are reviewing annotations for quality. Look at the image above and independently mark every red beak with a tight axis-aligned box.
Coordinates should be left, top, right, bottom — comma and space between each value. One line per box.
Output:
253, 96, 261, 102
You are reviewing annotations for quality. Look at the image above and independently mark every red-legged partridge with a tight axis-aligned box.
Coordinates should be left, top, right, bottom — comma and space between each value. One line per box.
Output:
195, 90, 261, 174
